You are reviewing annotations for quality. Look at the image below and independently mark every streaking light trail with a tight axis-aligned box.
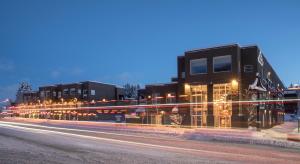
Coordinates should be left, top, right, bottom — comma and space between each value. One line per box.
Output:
7, 98, 300, 112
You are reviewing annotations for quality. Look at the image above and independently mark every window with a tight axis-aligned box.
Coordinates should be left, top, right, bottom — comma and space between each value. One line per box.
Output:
40, 91, 45, 98
70, 88, 76, 95
53, 91, 56, 97
244, 65, 254, 73
166, 93, 176, 103
181, 72, 185, 78
58, 91, 61, 98
190, 58, 207, 75
213, 83, 232, 127
213, 55, 232, 73
63, 89, 69, 95
78, 89, 82, 95
91, 90, 96, 96
45, 91, 51, 98
83, 89, 88, 98
190, 85, 208, 127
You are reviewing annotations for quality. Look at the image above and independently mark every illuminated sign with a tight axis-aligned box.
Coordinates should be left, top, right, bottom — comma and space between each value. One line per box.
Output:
258, 51, 264, 66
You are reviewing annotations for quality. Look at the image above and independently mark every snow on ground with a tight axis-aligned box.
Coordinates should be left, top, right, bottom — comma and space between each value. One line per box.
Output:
0, 126, 216, 164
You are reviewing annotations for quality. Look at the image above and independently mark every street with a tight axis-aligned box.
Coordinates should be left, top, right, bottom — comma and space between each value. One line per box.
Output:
0, 120, 300, 164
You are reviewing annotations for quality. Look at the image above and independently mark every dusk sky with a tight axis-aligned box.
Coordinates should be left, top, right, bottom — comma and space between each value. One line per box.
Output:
0, 0, 300, 100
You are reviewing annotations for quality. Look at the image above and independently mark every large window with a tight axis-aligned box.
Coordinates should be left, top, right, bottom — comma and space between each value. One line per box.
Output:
213, 83, 232, 128
213, 55, 232, 73
189, 85, 208, 127
190, 58, 207, 75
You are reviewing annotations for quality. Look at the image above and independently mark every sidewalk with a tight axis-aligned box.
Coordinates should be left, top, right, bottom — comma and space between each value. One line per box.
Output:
1, 117, 300, 149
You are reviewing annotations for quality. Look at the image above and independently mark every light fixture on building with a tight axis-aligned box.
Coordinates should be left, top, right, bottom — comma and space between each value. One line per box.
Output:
231, 79, 239, 91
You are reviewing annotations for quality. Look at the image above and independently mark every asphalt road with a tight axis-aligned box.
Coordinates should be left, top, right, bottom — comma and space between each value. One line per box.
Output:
0, 121, 300, 164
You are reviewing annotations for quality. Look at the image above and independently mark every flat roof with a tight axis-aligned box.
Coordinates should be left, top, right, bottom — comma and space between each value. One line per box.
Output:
185, 43, 239, 53
185, 43, 260, 54
39, 80, 123, 89
145, 82, 177, 87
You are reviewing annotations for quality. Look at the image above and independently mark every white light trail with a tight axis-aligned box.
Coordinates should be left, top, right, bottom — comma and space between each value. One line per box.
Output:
0, 122, 279, 160
9, 98, 300, 112
0, 121, 183, 141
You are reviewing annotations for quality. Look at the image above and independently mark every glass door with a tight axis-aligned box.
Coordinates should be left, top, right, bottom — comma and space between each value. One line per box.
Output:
189, 85, 207, 127
213, 83, 232, 128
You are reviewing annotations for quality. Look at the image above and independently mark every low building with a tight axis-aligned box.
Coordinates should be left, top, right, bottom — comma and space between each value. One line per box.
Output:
139, 44, 285, 129
22, 81, 125, 104
22, 91, 39, 104
284, 84, 300, 115
16, 81, 127, 122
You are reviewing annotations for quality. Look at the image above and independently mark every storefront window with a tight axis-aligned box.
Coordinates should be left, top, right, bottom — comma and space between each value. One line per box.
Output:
188, 85, 207, 127
213, 83, 232, 127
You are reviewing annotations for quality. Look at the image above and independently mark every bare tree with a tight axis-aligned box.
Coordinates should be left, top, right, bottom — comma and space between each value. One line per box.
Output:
15, 82, 32, 104
124, 83, 140, 99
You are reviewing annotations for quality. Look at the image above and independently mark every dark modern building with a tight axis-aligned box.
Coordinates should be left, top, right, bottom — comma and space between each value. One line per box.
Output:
139, 44, 285, 129
22, 81, 125, 104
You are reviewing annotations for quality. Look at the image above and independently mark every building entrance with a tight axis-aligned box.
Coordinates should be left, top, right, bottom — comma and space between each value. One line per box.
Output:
188, 85, 207, 127
213, 83, 232, 128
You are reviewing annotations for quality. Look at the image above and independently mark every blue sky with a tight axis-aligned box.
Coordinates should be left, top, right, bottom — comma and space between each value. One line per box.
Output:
0, 0, 300, 100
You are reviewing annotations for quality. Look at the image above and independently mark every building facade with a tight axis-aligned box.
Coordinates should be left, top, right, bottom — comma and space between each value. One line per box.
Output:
139, 44, 285, 129
284, 84, 300, 115
22, 81, 125, 104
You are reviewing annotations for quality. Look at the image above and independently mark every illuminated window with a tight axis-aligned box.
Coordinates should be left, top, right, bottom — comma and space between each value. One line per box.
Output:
190, 58, 207, 75
213, 55, 232, 73
213, 83, 232, 128
189, 85, 208, 127
166, 93, 175, 103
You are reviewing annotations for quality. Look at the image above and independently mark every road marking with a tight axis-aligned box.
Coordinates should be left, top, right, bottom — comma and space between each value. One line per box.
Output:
0, 122, 283, 161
